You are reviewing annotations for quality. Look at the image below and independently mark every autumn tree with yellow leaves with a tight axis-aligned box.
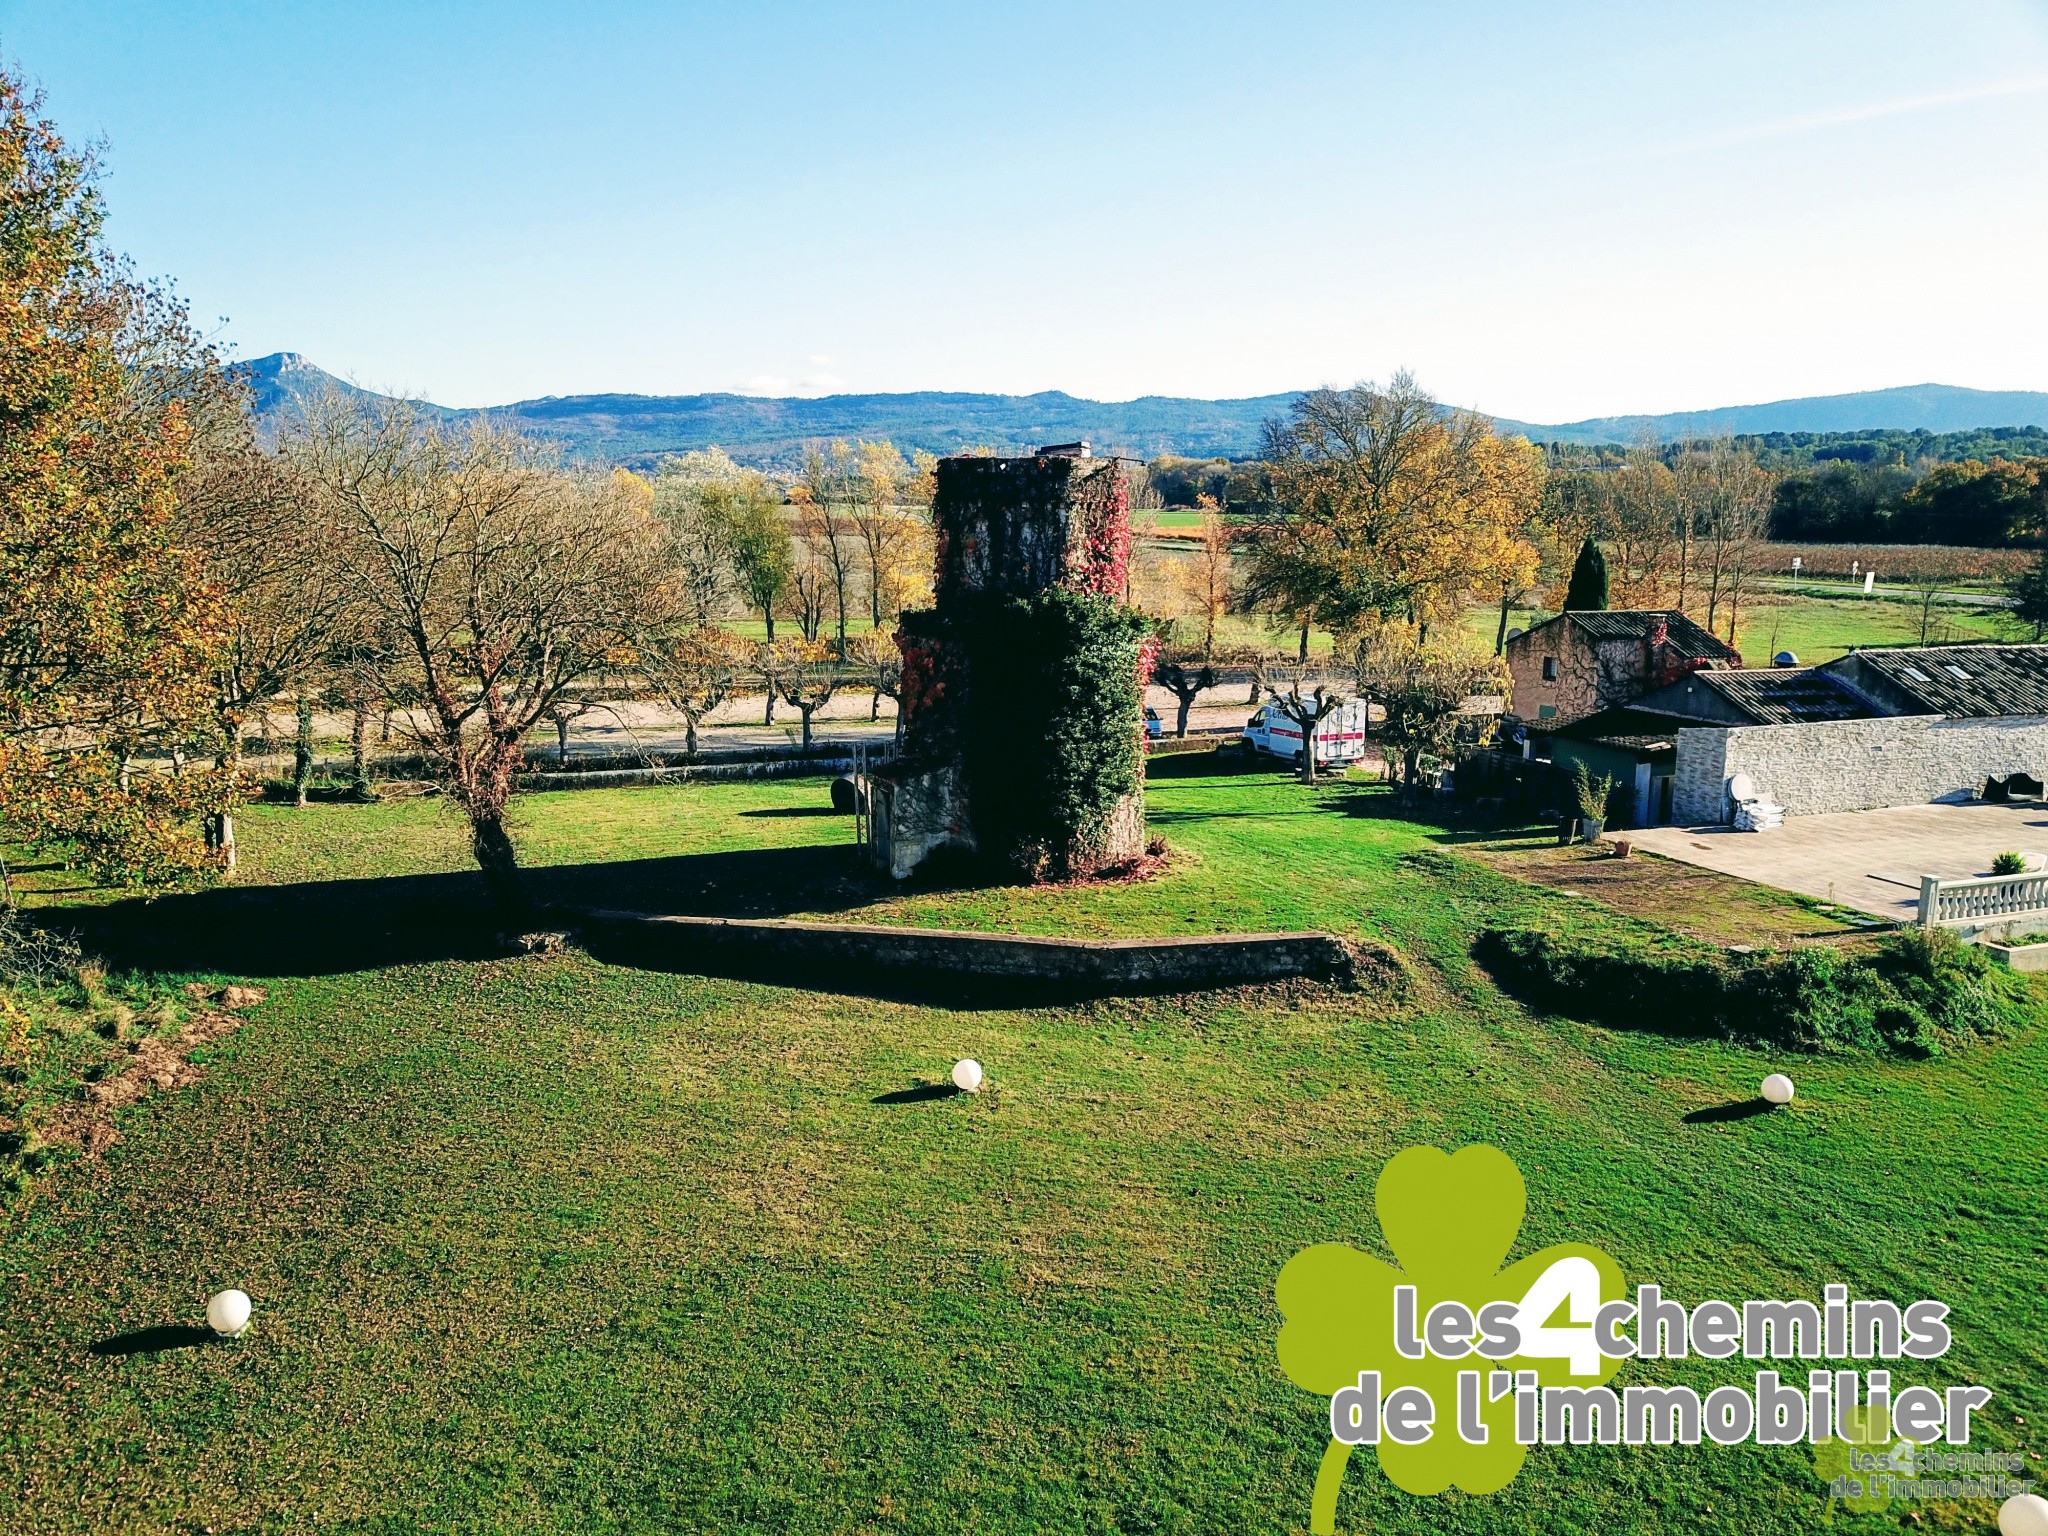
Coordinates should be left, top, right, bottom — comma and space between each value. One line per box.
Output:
1245, 374, 1542, 651
0, 69, 235, 897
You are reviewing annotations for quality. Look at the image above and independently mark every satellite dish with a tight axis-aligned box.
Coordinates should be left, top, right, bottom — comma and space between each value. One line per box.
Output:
1772, 651, 1798, 667
1728, 773, 1756, 804
1506, 627, 1525, 642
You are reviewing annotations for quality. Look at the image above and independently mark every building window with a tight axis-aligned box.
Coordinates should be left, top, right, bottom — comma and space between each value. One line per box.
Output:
1538, 704, 1557, 719
1542, 656, 1558, 681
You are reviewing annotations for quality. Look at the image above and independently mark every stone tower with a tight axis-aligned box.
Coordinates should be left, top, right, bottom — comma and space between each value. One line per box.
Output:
866, 445, 1152, 880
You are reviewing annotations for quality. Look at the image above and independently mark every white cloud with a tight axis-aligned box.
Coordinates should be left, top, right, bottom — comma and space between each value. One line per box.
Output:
1572, 73, 2048, 167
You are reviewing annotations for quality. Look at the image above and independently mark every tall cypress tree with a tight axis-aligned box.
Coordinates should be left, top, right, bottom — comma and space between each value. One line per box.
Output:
1563, 536, 1609, 611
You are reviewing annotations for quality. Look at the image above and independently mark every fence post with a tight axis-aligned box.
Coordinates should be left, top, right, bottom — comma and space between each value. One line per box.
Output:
1918, 875, 1940, 929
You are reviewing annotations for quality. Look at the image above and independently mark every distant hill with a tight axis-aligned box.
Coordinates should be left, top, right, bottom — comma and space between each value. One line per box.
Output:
1494, 384, 2048, 446
235, 353, 1295, 467
237, 354, 2048, 467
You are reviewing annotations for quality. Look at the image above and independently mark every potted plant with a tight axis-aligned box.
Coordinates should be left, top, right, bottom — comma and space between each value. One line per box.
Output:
1571, 761, 1615, 843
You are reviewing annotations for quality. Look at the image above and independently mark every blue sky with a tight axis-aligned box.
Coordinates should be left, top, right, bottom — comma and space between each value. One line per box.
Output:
5, 1, 2047, 418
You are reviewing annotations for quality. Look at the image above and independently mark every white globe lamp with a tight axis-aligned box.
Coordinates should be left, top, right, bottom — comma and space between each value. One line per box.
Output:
951, 1059, 984, 1094
1760, 1073, 1796, 1106
206, 1288, 252, 1338
1999, 1494, 2048, 1536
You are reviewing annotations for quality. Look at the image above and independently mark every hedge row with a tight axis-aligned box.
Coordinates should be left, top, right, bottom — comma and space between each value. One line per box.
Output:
1477, 924, 2034, 1056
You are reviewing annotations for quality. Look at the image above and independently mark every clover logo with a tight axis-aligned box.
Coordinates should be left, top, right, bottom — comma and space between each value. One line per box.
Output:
1276, 1145, 1624, 1531
1813, 1404, 1911, 1518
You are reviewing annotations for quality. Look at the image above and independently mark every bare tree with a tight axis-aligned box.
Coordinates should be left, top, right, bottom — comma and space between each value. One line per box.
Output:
640, 624, 748, 757
1686, 441, 1774, 643
285, 394, 664, 917
854, 440, 923, 629
1153, 656, 1218, 738
651, 453, 739, 626
762, 639, 841, 751
1353, 631, 1507, 802
1254, 654, 1350, 785
798, 442, 861, 649
847, 627, 902, 728
174, 411, 357, 863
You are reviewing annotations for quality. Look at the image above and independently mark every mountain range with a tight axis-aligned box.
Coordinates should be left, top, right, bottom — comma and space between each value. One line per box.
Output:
239, 352, 2048, 468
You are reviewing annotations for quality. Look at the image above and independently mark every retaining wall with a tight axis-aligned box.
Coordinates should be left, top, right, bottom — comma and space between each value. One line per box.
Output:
570, 907, 1368, 1000
1673, 714, 2048, 824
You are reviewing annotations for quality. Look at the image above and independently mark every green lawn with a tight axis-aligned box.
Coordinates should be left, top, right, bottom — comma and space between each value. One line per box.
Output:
2, 768, 2042, 1534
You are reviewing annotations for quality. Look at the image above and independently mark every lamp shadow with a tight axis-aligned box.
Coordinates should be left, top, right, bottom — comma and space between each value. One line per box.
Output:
89, 1324, 216, 1357
1682, 1098, 1775, 1125
871, 1082, 962, 1105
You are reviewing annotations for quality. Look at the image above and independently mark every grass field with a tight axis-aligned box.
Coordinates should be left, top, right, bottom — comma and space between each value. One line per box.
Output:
3, 766, 2043, 1534
1462, 590, 2022, 667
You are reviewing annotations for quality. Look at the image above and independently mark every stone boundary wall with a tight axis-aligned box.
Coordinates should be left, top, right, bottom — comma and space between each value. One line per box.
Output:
569, 907, 1365, 999
1673, 714, 2048, 824
520, 756, 872, 792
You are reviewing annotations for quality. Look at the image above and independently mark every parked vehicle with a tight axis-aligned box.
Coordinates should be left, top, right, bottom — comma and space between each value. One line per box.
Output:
1143, 706, 1163, 740
1240, 700, 1371, 767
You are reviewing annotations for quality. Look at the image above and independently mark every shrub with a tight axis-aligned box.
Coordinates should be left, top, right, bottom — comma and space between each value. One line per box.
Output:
1570, 761, 1616, 822
0, 909, 81, 986
1991, 850, 2028, 875
1478, 924, 2033, 1056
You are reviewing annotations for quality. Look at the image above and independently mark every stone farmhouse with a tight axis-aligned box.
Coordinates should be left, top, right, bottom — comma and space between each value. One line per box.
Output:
1506, 616, 2048, 829
1505, 610, 1741, 725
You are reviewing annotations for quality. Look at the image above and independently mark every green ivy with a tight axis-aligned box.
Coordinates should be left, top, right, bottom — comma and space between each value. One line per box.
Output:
954, 588, 1151, 878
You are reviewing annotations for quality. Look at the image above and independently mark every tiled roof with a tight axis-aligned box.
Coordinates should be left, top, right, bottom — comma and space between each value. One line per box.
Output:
1831, 645, 2048, 719
1685, 669, 1874, 724
1562, 609, 1741, 662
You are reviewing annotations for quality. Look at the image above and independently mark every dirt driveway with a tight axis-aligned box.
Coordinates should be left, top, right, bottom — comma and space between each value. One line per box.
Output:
1626, 800, 2048, 922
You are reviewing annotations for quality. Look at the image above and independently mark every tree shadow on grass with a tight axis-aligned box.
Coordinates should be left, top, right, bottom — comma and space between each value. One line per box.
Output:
90, 1324, 215, 1357
58, 843, 907, 978
1314, 781, 1551, 847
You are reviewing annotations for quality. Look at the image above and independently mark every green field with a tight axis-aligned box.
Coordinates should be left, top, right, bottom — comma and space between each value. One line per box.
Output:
1463, 591, 2022, 667
2, 768, 2042, 1533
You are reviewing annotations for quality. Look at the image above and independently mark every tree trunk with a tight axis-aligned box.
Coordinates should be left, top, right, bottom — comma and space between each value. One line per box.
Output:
0, 849, 13, 910
799, 706, 814, 751
1300, 714, 1318, 784
350, 698, 375, 800
470, 811, 531, 923
1495, 593, 1512, 655
1175, 695, 1193, 737
871, 690, 881, 722
292, 694, 315, 808
1298, 622, 1310, 663
555, 714, 571, 766
685, 716, 699, 756
208, 711, 242, 873
763, 607, 776, 643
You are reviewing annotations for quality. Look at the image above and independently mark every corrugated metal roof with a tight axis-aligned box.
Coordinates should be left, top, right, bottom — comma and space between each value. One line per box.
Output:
1833, 645, 2048, 719
1688, 669, 1874, 724
1552, 706, 1685, 755
1563, 609, 1742, 662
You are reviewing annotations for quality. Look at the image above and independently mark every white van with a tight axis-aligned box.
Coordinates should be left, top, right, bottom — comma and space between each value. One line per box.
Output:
1241, 699, 1371, 767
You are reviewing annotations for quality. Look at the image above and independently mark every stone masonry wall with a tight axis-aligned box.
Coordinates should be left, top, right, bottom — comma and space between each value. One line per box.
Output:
1673, 714, 2048, 824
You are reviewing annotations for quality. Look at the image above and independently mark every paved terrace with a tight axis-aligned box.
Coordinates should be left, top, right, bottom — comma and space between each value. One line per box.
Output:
1626, 800, 2048, 923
